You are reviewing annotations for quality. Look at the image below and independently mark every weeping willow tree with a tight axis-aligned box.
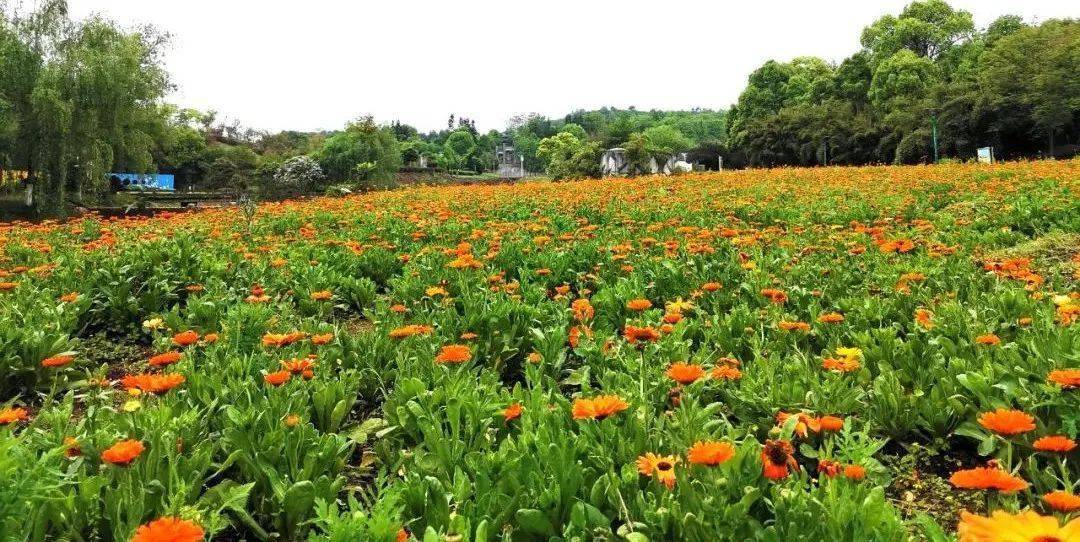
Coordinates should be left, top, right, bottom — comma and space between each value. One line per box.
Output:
0, 0, 170, 214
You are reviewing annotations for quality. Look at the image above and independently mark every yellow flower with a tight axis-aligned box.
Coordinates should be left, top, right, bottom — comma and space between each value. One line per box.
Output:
835, 347, 862, 361
142, 318, 165, 330
122, 400, 143, 412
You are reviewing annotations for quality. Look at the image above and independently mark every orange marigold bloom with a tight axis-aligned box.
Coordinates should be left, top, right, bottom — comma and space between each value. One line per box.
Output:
1032, 435, 1077, 453
101, 439, 145, 465
0, 407, 29, 424
712, 365, 742, 381
171, 331, 199, 347
760, 288, 788, 304
626, 298, 652, 311
59, 292, 79, 303
281, 357, 315, 375
435, 344, 472, 364
389, 304, 408, 313
284, 414, 301, 427
0, 281, 18, 291
915, 308, 935, 330
310, 290, 332, 301
201, 333, 218, 344
958, 510, 1080, 542
975, 334, 1001, 346
1043, 490, 1080, 513
503, 403, 522, 422
389, 324, 433, 339
149, 351, 183, 367
1048, 368, 1080, 389
778, 320, 810, 332
572, 395, 629, 421
843, 464, 866, 481
121, 373, 185, 394
130, 516, 204, 542
701, 282, 722, 292
311, 333, 333, 345
264, 370, 291, 386
41, 354, 75, 368
688, 441, 735, 466
949, 467, 1029, 492
662, 312, 683, 324
818, 415, 844, 432
666, 362, 705, 384
571, 299, 594, 322
817, 312, 844, 324
761, 439, 797, 480
636, 453, 678, 489
822, 357, 860, 373
977, 408, 1036, 436
623, 325, 660, 344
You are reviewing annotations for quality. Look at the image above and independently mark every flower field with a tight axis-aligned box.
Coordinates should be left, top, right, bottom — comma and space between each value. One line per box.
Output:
1, 161, 1079, 541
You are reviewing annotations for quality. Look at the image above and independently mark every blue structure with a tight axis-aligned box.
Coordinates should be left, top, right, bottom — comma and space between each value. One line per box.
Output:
109, 172, 175, 191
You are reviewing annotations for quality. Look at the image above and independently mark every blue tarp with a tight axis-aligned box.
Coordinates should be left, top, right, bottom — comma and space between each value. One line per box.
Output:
109, 172, 175, 191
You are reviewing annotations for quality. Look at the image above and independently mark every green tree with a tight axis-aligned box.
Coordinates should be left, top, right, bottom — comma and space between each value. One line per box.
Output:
860, 0, 975, 61
314, 116, 401, 188
980, 19, 1079, 155
536, 132, 601, 180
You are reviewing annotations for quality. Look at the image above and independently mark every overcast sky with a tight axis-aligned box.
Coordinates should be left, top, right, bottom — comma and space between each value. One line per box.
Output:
68, 0, 1077, 134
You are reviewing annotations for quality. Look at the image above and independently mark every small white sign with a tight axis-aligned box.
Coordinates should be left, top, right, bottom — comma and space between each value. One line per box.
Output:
977, 147, 994, 164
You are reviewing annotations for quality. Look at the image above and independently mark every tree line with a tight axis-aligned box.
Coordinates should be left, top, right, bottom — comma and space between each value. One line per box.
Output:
1, 0, 1076, 214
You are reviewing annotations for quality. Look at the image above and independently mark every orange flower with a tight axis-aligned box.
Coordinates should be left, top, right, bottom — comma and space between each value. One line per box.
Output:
949, 466, 1029, 492
977, 408, 1036, 436
687, 441, 735, 466
101, 439, 145, 465
662, 312, 683, 324
311, 333, 333, 345
1044, 490, 1080, 513
761, 439, 797, 480
121, 373, 185, 394
396, 528, 408, 542
975, 333, 1001, 346
701, 282, 721, 292
822, 357, 860, 373
130, 517, 204, 542
435, 344, 472, 364
264, 370, 291, 386
281, 357, 315, 375
572, 395, 629, 420
284, 414, 301, 427
958, 510, 1080, 542
309, 290, 332, 301
41, 354, 75, 368
626, 298, 652, 311
778, 320, 810, 332
817, 312, 844, 324
172, 331, 199, 347
760, 288, 788, 304
818, 458, 842, 478
1032, 435, 1077, 453
64, 436, 81, 458
0, 281, 18, 291
389, 324, 433, 339
571, 299, 594, 322
818, 415, 844, 432
201, 333, 218, 344
636, 452, 679, 489
0, 407, 29, 424
623, 325, 660, 344
389, 304, 408, 313
59, 292, 79, 303
666, 362, 705, 384
1048, 368, 1080, 389
503, 403, 523, 422
712, 365, 742, 381
915, 308, 935, 330
843, 464, 866, 481
149, 351, 183, 367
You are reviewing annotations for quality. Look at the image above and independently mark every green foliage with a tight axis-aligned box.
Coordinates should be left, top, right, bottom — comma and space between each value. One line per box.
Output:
536, 132, 602, 180
314, 117, 401, 189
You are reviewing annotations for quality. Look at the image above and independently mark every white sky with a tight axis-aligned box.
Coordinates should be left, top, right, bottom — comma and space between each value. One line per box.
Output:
67, 0, 1078, 134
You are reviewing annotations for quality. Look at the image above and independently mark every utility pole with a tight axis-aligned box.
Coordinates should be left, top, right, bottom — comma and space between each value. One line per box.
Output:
931, 112, 939, 163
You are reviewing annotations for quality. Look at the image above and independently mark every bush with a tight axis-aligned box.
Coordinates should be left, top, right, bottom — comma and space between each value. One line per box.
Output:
273, 156, 326, 194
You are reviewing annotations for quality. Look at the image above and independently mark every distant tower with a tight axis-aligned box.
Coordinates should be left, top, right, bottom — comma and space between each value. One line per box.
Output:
496, 137, 525, 180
